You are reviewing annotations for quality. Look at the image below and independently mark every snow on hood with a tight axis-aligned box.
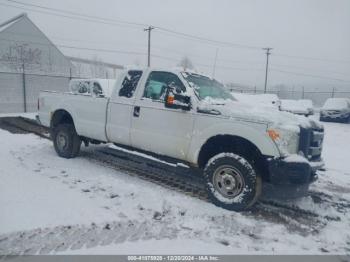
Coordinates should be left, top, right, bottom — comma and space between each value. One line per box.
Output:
280, 99, 309, 113
322, 98, 350, 110
231, 93, 280, 108
198, 97, 322, 131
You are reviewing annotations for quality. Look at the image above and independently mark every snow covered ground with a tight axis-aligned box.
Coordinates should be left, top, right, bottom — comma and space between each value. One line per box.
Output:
0, 116, 349, 254
0, 112, 37, 120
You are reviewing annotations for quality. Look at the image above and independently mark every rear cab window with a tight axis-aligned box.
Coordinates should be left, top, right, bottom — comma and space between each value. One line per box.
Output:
69, 80, 102, 97
119, 70, 143, 98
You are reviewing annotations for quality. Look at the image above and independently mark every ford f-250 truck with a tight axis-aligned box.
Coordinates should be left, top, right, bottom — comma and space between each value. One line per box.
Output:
38, 68, 324, 211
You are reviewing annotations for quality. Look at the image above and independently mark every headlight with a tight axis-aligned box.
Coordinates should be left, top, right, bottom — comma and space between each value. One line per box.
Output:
267, 126, 300, 156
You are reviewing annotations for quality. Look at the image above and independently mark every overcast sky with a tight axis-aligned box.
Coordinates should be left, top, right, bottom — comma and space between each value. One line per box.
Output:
0, 0, 349, 91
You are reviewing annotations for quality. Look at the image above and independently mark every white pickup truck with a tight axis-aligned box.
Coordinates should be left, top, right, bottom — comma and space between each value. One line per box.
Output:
38, 68, 324, 211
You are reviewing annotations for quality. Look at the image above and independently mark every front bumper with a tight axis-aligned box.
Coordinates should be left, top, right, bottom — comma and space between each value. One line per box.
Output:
320, 111, 350, 122
267, 157, 324, 185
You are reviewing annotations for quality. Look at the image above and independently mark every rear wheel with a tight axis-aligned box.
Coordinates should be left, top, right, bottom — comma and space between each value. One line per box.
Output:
204, 152, 261, 211
52, 124, 81, 158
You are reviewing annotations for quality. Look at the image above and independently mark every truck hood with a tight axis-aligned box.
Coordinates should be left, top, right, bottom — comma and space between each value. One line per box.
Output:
197, 97, 322, 131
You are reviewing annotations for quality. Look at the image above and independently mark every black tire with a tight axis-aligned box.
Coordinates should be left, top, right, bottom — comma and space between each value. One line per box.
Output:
52, 124, 81, 158
204, 153, 261, 211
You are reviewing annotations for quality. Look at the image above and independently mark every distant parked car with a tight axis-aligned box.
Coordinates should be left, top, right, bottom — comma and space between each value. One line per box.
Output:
280, 99, 310, 116
299, 99, 314, 115
320, 98, 350, 123
231, 93, 281, 109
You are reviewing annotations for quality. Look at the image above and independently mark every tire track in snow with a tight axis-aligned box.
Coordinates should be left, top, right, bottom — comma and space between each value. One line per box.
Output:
0, 219, 179, 255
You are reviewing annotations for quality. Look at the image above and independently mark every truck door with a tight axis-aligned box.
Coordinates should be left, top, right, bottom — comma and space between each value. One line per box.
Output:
106, 70, 143, 146
130, 71, 194, 161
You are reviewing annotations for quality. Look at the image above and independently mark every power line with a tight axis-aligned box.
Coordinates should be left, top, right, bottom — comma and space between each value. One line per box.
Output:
2, 0, 263, 51
0, 36, 265, 73
150, 54, 265, 72
3, 36, 348, 79
6, 0, 148, 28
270, 64, 349, 77
0, 2, 143, 30
271, 69, 350, 83
0, 37, 147, 56
57, 44, 147, 56
3, 0, 350, 65
0, 30, 265, 65
155, 27, 262, 50
1, 35, 348, 82
273, 53, 350, 64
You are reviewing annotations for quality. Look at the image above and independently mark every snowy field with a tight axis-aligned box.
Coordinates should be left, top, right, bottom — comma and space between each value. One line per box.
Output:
0, 115, 349, 254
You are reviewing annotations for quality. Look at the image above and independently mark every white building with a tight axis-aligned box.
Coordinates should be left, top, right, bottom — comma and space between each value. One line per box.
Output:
0, 13, 73, 75
0, 13, 124, 113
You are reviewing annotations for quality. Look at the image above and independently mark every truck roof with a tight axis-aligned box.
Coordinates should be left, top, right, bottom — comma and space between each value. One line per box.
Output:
123, 67, 214, 79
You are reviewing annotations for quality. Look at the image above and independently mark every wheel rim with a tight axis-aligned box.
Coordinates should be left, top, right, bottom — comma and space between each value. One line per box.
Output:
212, 165, 245, 198
56, 132, 68, 152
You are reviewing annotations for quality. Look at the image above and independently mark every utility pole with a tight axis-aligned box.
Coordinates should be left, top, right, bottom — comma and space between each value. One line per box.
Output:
22, 63, 27, 113
302, 86, 305, 99
212, 48, 219, 78
263, 47, 273, 94
144, 26, 155, 67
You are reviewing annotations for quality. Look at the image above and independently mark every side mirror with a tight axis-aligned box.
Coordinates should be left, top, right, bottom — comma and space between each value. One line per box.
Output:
165, 87, 191, 111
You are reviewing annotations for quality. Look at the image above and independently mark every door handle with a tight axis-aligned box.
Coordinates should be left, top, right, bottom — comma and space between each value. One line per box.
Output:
133, 106, 140, 117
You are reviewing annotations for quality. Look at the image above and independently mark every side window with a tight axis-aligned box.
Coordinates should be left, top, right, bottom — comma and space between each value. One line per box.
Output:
143, 71, 185, 101
92, 82, 103, 96
77, 81, 91, 94
119, 70, 143, 98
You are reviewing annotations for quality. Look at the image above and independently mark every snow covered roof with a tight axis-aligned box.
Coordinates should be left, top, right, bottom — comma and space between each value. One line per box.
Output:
299, 99, 313, 109
231, 93, 281, 108
122, 67, 210, 76
280, 99, 309, 114
322, 98, 350, 110
0, 13, 27, 33
0, 13, 73, 69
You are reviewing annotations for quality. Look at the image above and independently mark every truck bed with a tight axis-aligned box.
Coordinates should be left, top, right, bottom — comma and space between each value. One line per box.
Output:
39, 91, 109, 142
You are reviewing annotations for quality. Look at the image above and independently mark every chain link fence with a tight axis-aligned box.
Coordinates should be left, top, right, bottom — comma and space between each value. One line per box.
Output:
228, 87, 350, 107
0, 70, 74, 113
1, 66, 349, 113
0, 68, 117, 113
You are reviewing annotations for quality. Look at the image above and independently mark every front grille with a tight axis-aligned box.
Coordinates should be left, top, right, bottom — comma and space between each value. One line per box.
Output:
299, 127, 323, 161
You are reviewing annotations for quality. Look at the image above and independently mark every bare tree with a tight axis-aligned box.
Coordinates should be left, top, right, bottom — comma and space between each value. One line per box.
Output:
1, 43, 42, 71
178, 56, 194, 70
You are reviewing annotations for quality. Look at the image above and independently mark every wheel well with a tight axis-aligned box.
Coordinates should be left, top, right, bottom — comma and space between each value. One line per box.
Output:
198, 135, 269, 181
50, 110, 74, 129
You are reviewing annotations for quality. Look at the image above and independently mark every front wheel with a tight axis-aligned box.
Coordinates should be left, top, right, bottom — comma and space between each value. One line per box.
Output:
204, 153, 261, 211
52, 124, 81, 158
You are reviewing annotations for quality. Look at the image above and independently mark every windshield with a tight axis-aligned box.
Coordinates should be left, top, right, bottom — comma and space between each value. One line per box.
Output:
181, 72, 234, 100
